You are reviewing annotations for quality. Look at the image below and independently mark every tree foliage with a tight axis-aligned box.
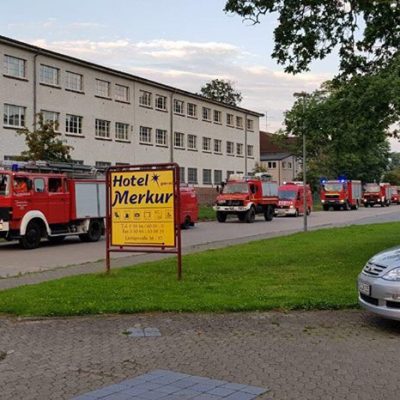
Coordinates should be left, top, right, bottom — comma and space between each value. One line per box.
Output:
18, 114, 73, 162
200, 79, 242, 106
224, 0, 400, 76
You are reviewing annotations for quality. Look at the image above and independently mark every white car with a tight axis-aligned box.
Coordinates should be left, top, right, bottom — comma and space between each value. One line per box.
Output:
358, 246, 400, 320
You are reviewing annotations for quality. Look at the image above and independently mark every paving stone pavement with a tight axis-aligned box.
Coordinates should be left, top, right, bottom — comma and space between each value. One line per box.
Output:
1, 310, 400, 400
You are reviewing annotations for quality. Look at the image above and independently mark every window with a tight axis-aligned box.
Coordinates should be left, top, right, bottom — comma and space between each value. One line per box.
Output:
227, 170, 234, 179
116, 162, 130, 166
139, 90, 152, 107
95, 79, 110, 98
179, 167, 185, 183
202, 107, 211, 121
227, 113, 234, 126
268, 161, 277, 169
188, 168, 198, 184
49, 177, 63, 193
213, 110, 222, 123
188, 134, 197, 150
203, 169, 212, 185
187, 103, 197, 117
40, 64, 59, 86
226, 141, 234, 155
95, 161, 111, 170
34, 178, 45, 193
65, 71, 83, 92
4, 104, 25, 127
247, 119, 254, 131
41, 110, 59, 129
174, 99, 184, 114
202, 137, 211, 152
214, 170, 223, 186
66, 114, 82, 134
236, 116, 243, 129
247, 145, 254, 157
174, 132, 185, 148
115, 122, 129, 141
155, 95, 167, 111
95, 119, 110, 138
4, 55, 26, 78
155, 129, 167, 146
236, 143, 243, 156
139, 126, 152, 144
288, 162, 292, 169
214, 139, 222, 154
115, 84, 129, 102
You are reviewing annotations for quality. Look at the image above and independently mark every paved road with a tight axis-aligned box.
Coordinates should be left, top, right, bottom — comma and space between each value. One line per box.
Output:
0, 206, 399, 279
1, 310, 399, 400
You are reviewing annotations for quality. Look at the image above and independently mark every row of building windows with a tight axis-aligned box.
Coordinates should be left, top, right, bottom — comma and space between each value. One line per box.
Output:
266, 161, 293, 169
179, 168, 242, 185
139, 89, 254, 130
3, 104, 254, 157
3, 54, 255, 130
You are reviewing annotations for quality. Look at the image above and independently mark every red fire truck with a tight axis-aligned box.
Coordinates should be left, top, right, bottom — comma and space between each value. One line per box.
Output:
320, 179, 362, 211
0, 161, 105, 249
362, 183, 391, 207
275, 182, 313, 217
179, 185, 199, 228
391, 186, 400, 204
214, 173, 279, 223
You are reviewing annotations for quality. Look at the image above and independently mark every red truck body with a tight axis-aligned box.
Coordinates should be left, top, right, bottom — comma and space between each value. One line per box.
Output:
320, 180, 362, 211
391, 186, 400, 204
275, 182, 313, 217
179, 185, 199, 228
214, 174, 279, 223
362, 183, 391, 207
0, 169, 106, 249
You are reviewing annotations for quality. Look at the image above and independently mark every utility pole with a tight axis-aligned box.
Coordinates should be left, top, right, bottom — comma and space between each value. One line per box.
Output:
303, 125, 307, 232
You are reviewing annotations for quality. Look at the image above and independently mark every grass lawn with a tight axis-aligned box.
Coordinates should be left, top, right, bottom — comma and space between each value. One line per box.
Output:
1, 223, 400, 317
198, 205, 216, 221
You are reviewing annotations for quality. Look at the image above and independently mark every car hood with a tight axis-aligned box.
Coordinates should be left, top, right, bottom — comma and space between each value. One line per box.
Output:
369, 246, 400, 270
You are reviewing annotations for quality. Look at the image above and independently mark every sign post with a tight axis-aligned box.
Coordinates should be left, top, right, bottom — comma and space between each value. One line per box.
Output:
105, 163, 182, 279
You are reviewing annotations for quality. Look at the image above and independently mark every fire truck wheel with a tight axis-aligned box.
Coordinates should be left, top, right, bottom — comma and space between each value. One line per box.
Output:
19, 221, 42, 250
344, 202, 351, 211
238, 213, 246, 222
216, 212, 227, 223
80, 220, 103, 242
323, 205, 329, 211
245, 207, 256, 223
264, 206, 274, 221
181, 217, 191, 229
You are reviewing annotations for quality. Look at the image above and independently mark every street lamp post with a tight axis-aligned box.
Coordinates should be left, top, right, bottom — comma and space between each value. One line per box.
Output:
303, 129, 307, 232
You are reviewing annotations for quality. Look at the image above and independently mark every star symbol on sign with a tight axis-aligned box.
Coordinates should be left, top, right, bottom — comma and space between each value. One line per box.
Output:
151, 173, 160, 186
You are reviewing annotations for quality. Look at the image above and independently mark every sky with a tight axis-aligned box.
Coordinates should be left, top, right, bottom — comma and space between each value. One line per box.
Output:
2, 0, 398, 150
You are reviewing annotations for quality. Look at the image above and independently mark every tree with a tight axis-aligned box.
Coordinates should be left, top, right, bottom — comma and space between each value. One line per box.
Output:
18, 114, 73, 162
224, 1, 400, 76
383, 168, 400, 185
200, 79, 242, 106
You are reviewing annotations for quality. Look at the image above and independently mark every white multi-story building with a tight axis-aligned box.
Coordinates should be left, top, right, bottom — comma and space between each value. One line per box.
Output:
0, 35, 262, 188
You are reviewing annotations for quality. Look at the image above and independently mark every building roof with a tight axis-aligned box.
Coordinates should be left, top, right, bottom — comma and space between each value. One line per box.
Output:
260, 152, 293, 161
0, 34, 263, 118
260, 131, 297, 154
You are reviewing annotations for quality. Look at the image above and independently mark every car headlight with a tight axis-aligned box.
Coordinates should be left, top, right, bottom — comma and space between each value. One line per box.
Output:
383, 268, 400, 281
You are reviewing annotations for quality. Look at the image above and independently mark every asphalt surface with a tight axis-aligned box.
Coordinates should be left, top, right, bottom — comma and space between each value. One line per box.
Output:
1, 310, 400, 400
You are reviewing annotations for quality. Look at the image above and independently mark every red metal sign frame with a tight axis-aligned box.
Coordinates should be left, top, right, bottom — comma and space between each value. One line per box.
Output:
105, 163, 182, 280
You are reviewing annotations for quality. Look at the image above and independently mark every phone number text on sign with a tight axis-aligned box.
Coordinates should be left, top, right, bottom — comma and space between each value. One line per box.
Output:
110, 170, 175, 247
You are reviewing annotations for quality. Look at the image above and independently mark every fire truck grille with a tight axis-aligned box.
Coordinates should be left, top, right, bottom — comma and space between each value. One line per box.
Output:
362, 262, 388, 276
226, 200, 244, 206
325, 194, 339, 199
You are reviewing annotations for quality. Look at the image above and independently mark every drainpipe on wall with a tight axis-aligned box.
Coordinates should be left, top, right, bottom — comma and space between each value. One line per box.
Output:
278, 160, 281, 184
169, 92, 174, 163
244, 113, 248, 175
33, 51, 40, 129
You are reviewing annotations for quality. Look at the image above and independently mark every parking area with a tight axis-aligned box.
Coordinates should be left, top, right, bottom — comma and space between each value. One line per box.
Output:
1, 310, 399, 400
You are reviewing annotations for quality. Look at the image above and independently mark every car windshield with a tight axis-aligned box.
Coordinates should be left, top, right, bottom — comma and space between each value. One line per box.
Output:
324, 183, 343, 192
364, 184, 380, 193
222, 182, 249, 194
0, 174, 9, 196
278, 190, 297, 200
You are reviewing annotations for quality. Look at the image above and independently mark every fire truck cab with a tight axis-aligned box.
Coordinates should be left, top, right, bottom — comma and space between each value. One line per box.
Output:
275, 182, 313, 217
0, 161, 105, 249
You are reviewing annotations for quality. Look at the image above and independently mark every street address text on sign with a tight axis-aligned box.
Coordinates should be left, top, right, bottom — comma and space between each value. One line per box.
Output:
110, 169, 175, 247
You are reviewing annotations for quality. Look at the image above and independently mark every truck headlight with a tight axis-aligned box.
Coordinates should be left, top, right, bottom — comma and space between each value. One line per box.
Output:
383, 268, 400, 281
289, 205, 294, 209
321, 200, 325, 203
377, 199, 381, 202
340, 200, 344, 203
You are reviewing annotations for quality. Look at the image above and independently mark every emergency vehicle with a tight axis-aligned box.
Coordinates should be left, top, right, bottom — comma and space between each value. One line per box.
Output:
214, 173, 279, 223
362, 183, 391, 207
391, 186, 400, 204
0, 160, 105, 249
179, 184, 199, 228
275, 182, 313, 217
320, 179, 362, 211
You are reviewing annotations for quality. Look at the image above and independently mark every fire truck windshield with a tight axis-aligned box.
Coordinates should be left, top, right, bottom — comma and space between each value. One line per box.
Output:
222, 182, 249, 194
0, 174, 9, 196
364, 184, 380, 193
324, 183, 343, 192
278, 190, 296, 200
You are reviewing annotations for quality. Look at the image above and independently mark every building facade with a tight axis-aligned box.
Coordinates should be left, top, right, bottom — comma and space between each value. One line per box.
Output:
0, 35, 262, 188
